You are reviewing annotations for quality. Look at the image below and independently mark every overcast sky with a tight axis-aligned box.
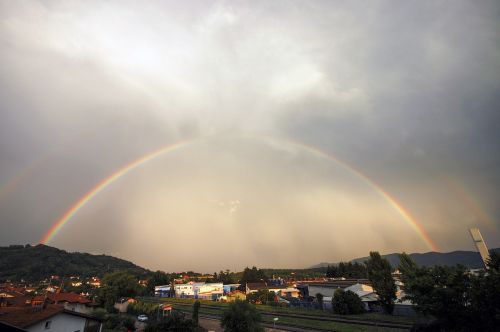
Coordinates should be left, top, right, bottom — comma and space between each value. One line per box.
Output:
1, 0, 499, 272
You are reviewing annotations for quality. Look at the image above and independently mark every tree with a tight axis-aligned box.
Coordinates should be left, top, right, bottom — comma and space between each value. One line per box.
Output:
98, 271, 139, 311
103, 314, 136, 331
220, 300, 264, 332
332, 289, 365, 315
211, 270, 236, 284
122, 317, 136, 331
247, 289, 275, 304
399, 252, 500, 331
365, 251, 396, 314
326, 262, 367, 278
145, 311, 195, 331
469, 263, 500, 331
239, 267, 268, 289
315, 293, 324, 310
486, 251, 500, 271
192, 300, 200, 327
146, 271, 170, 295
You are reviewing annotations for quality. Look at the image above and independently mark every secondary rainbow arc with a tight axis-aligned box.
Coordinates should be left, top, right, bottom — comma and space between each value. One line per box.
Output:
40, 136, 439, 251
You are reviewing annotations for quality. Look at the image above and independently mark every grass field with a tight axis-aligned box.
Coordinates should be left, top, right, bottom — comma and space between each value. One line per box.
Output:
139, 297, 415, 331
141, 297, 419, 325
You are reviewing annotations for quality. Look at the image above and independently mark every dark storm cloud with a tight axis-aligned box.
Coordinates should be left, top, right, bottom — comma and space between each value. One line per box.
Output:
274, 1, 500, 247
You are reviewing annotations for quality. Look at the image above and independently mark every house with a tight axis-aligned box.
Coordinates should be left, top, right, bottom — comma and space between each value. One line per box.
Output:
197, 283, 223, 300
305, 279, 372, 298
245, 282, 289, 295
278, 287, 301, 298
161, 304, 172, 317
0, 304, 102, 332
174, 282, 203, 298
114, 298, 136, 313
245, 283, 267, 294
343, 283, 379, 311
32, 293, 95, 314
222, 284, 240, 294
174, 282, 223, 300
154, 285, 172, 297
226, 290, 246, 302
0, 291, 31, 307
0, 321, 28, 332
393, 286, 417, 316
87, 278, 101, 288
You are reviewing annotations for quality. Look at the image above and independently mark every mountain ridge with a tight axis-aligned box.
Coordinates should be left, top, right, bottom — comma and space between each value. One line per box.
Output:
310, 248, 500, 269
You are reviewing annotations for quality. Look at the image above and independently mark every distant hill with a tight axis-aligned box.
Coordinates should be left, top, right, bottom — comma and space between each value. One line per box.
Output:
0, 244, 150, 282
311, 248, 500, 269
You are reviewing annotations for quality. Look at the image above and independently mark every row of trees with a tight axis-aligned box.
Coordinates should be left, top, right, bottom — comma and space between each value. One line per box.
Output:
362, 250, 500, 330
238, 266, 268, 289
399, 251, 500, 331
210, 270, 237, 284
325, 261, 368, 278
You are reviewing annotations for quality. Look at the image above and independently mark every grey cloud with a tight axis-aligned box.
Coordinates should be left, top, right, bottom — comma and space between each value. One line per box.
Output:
1, 1, 499, 270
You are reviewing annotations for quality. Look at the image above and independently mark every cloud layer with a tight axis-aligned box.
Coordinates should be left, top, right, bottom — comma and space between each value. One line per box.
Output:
1, 1, 499, 271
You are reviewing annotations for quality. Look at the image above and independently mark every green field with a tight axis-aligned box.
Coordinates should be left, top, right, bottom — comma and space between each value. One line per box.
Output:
141, 297, 418, 324
139, 297, 416, 331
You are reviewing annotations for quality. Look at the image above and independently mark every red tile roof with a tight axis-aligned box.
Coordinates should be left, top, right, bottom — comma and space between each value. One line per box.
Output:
246, 282, 267, 290
0, 292, 31, 307
0, 305, 63, 328
32, 293, 91, 305
0, 304, 102, 329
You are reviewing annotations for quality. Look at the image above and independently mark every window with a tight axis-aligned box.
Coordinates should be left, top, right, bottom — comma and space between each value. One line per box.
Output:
45, 321, 51, 329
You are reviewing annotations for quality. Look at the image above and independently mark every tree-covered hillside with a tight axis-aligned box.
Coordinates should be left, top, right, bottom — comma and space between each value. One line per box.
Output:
0, 244, 150, 282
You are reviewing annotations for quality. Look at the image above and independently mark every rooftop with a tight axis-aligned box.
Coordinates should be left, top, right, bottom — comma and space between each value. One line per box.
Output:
0, 305, 63, 328
0, 304, 102, 329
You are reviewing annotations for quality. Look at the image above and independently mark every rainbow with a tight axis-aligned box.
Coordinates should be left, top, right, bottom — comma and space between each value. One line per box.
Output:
445, 177, 496, 230
0, 155, 51, 202
40, 140, 194, 244
40, 136, 439, 251
276, 137, 439, 251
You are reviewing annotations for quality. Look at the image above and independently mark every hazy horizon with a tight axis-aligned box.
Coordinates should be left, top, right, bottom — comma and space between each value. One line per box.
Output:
1, 1, 499, 272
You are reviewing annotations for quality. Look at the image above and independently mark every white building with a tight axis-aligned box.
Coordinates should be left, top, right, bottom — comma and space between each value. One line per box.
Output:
154, 285, 172, 297
198, 283, 223, 300
307, 284, 341, 298
174, 282, 224, 300
174, 282, 203, 298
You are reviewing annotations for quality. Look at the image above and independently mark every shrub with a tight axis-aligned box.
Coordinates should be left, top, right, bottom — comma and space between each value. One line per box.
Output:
145, 311, 195, 332
332, 289, 365, 315
221, 300, 263, 332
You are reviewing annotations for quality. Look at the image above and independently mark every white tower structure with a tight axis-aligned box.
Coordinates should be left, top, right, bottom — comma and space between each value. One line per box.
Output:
469, 228, 490, 269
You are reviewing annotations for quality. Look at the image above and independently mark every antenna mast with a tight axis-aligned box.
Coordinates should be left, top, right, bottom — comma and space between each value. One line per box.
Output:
469, 228, 490, 269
